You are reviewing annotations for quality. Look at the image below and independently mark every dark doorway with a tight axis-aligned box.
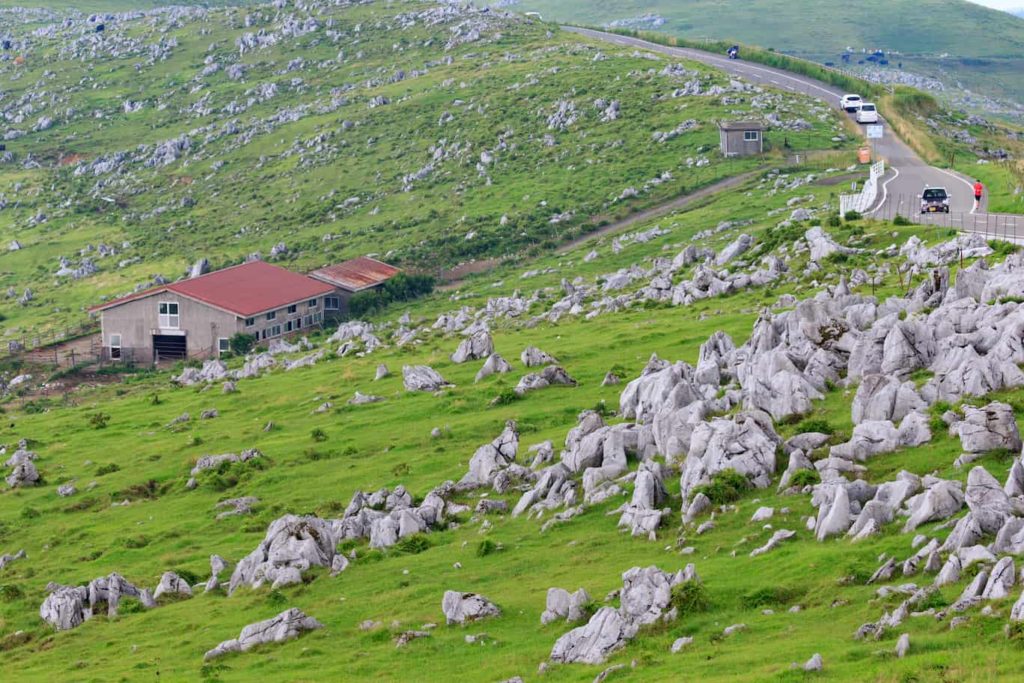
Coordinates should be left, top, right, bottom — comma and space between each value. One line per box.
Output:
153, 334, 186, 361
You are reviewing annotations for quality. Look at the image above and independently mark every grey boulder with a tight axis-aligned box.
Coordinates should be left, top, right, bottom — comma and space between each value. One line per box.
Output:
204, 608, 323, 661
442, 591, 501, 625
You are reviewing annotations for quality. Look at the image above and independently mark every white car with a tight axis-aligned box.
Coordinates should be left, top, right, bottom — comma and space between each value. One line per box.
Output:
855, 103, 879, 124
840, 94, 862, 112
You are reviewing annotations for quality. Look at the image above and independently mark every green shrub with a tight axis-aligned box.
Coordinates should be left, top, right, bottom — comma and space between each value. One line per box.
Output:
20, 507, 40, 520
825, 251, 849, 265
123, 535, 149, 549
893, 215, 912, 226
826, 213, 842, 227
228, 333, 257, 356
394, 535, 431, 555
348, 273, 435, 318
95, 463, 121, 476
0, 584, 23, 602
311, 428, 328, 442
88, 412, 110, 429
476, 539, 503, 557
843, 210, 862, 221
671, 580, 711, 615
741, 585, 805, 609
692, 469, 750, 505
795, 418, 834, 435
490, 387, 520, 406
789, 469, 821, 487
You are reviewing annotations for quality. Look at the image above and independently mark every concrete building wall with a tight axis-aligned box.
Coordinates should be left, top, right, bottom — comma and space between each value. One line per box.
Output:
100, 292, 242, 361
100, 293, 326, 361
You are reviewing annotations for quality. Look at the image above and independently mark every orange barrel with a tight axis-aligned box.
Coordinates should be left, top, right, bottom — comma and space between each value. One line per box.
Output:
857, 146, 871, 164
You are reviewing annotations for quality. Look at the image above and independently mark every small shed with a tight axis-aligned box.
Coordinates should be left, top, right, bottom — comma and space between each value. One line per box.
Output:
718, 121, 765, 157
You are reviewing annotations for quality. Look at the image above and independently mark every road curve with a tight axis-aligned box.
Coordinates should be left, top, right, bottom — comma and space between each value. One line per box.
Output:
564, 26, 1010, 227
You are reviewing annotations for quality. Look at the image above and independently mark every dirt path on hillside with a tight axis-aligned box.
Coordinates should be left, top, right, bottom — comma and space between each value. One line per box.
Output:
439, 171, 763, 289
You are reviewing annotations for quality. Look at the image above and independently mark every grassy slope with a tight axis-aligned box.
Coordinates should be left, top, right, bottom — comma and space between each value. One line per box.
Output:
515, 0, 1024, 106
0, 161, 1021, 680
0, 2, 845, 342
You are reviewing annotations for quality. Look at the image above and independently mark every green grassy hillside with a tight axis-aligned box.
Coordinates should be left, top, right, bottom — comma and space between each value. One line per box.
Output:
2, 160, 1023, 681
515, 0, 1024, 109
0, 1, 844, 343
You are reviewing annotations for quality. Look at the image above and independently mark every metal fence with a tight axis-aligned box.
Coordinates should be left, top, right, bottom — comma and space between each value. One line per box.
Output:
867, 193, 1023, 243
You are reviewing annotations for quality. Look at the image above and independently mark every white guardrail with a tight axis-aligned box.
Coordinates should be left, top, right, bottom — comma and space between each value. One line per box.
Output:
839, 160, 885, 215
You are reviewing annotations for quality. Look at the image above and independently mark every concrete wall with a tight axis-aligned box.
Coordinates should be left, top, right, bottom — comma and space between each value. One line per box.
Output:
100, 293, 326, 361
100, 292, 242, 361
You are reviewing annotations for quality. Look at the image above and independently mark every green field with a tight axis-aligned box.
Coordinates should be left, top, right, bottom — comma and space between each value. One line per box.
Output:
2, 161, 1022, 680
3, 2, 1024, 682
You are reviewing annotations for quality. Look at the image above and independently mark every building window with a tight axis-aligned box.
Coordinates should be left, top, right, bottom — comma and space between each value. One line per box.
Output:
287, 304, 297, 315
324, 296, 340, 311
307, 298, 318, 309
303, 315, 313, 327
245, 317, 255, 327
285, 320, 294, 333
270, 324, 282, 337
743, 130, 760, 142
218, 338, 230, 355
109, 333, 122, 360
266, 311, 276, 321
158, 301, 179, 329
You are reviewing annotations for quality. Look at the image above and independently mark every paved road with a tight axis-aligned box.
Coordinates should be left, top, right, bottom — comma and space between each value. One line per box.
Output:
565, 27, 1021, 233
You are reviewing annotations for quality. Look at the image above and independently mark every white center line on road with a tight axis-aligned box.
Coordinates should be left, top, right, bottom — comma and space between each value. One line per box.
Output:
867, 166, 900, 216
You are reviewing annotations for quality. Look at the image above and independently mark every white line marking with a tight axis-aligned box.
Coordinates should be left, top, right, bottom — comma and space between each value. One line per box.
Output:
932, 167, 978, 214
867, 166, 900, 216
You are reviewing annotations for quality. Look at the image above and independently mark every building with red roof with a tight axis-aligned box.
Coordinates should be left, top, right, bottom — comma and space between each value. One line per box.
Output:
92, 261, 336, 362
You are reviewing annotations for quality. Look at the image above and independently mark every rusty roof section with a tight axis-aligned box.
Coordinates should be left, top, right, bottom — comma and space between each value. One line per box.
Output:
309, 256, 401, 292
91, 261, 335, 317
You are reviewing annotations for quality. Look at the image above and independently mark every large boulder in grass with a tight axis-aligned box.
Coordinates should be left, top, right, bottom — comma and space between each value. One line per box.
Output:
441, 591, 501, 625
228, 515, 340, 595
965, 466, 1013, 534
680, 412, 780, 500
451, 330, 494, 364
550, 565, 688, 664
204, 608, 323, 660
954, 402, 1022, 454
459, 420, 519, 489
39, 586, 88, 631
851, 375, 925, 425
903, 480, 965, 532
541, 587, 591, 625
402, 365, 451, 392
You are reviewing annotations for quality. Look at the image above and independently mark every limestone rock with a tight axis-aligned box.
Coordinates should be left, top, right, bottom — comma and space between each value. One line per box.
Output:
475, 353, 512, 382
521, 345, 557, 367
153, 571, 193, 600
954, 402, 1022, 453
204, 608, 323, 660
451, 330, 494, 364
442, 591, 501, 625
541, 587, 591, 625
402, 365, 451, 392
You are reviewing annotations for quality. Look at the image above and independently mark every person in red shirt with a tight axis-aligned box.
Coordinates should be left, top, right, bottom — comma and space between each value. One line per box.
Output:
973, 180, 984, 211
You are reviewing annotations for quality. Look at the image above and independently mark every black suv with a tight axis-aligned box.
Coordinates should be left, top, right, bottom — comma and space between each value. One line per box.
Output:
920, 187, 950, 213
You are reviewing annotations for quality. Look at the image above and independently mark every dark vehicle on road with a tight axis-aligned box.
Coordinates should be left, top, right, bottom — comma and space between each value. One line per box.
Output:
727, 45, 739, 59
920, 186, 950, 214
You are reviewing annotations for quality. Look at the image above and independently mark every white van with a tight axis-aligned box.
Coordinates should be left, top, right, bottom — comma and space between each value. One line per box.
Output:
856, 103, 879, 124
